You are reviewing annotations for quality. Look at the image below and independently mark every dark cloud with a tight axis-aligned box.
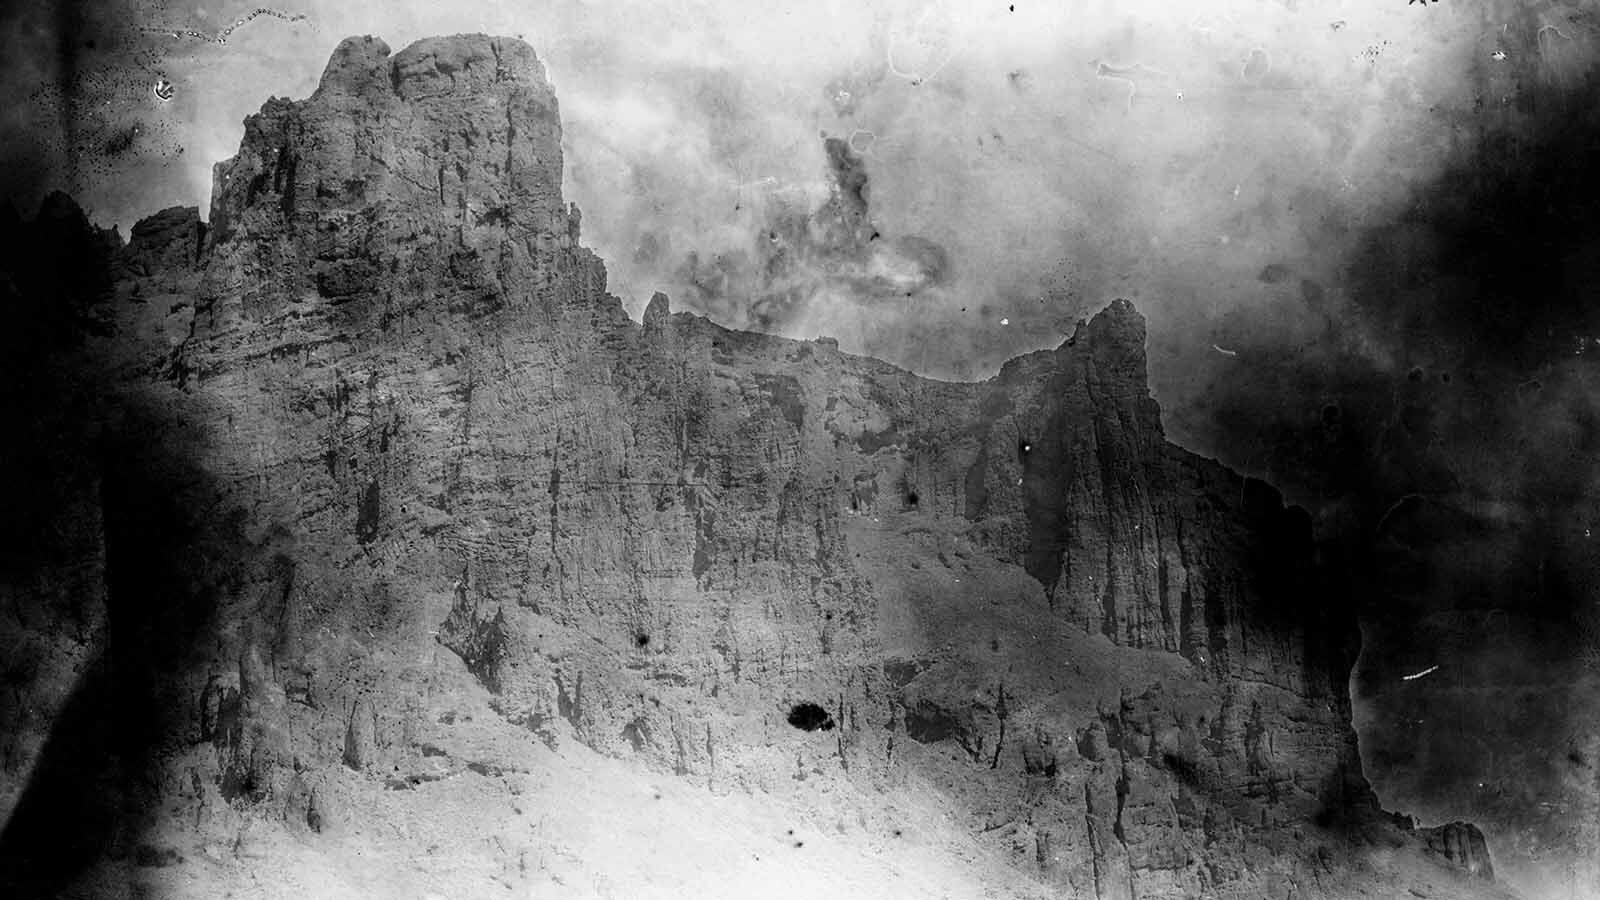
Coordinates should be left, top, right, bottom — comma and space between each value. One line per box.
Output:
671, 134, 951, 333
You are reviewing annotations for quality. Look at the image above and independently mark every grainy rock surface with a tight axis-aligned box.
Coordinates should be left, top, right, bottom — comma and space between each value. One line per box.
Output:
0, 34, 1517, 900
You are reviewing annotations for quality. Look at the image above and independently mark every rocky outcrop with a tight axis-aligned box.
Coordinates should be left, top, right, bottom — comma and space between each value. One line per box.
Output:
1421, 821, 1496, 881
0, 34, 1513, 900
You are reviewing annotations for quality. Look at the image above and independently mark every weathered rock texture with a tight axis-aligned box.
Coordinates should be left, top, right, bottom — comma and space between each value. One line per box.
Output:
0, 34, 1515, 900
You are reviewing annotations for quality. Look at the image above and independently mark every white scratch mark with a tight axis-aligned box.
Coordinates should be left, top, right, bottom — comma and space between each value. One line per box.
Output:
1212, 344, 1238, 357
1091, 60, 1168, 112
1240, 47, 1271, 82
141, 7, 307, 44
1402, 665, 1440, 681
886, 6, 960, 85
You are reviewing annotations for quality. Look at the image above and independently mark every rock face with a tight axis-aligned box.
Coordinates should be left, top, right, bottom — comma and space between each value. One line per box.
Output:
1421, 822, 1496, 881
0, 34, 1513, 899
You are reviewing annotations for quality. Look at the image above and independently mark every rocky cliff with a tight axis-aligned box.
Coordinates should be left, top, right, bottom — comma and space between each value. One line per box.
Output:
0, 34, 1514, 900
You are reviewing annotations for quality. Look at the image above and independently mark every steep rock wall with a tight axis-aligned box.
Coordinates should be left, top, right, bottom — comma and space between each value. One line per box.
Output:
0, 34, 1508, 900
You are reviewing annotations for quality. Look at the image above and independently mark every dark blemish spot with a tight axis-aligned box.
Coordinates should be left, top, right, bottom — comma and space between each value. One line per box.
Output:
1408, 367, 1424, 382
906, 491, 919, 507
1570, 750, 1587, 767
635, 633, 650, 648
356, 479, 380, 544
133, 845, 183, 868
622, 719, 648, 752
787, 703, 836, 731
1161, 752, 1203, 787
1321, 404, 1341, 426
787, 829, 794, 835
794, 841, 804, 848
104, 125, 140, 156
824, 612, 834, 621
991, 638, 1000, 652
1258, 263, 1291, 284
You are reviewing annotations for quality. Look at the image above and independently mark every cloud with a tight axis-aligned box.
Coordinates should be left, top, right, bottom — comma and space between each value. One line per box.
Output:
666, 135, 951, 335
3, 0, 1532, 386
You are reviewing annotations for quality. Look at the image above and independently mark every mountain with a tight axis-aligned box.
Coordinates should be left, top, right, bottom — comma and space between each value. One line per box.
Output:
0, 34, 1513, 899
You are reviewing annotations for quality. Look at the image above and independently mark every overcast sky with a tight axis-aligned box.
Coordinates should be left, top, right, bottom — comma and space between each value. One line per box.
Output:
6, 0, 1572, 402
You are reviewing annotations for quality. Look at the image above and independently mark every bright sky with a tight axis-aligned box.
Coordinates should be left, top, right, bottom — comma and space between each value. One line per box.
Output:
10, 0, 1560, 385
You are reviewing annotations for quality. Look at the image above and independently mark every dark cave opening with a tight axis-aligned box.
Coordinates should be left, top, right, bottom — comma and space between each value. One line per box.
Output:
786, 702, 836, 732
